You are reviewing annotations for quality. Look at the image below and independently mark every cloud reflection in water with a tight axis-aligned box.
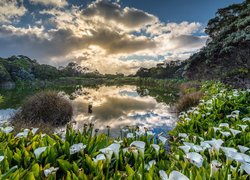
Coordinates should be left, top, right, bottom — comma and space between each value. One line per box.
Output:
73, 85, 177, 134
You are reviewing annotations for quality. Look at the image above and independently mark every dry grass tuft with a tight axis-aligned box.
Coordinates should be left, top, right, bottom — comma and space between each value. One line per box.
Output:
12, 91, 73, 128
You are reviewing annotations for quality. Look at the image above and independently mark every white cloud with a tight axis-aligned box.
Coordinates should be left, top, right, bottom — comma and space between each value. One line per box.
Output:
29, 0, 68, 7
0, 0, 27, 23
0, 0, 207, 74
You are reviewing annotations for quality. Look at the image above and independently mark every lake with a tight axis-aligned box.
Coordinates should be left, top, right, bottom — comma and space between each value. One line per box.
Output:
0, 84, 178, 135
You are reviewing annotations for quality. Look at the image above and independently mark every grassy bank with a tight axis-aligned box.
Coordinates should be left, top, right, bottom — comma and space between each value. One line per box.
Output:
0, 82, 249, 179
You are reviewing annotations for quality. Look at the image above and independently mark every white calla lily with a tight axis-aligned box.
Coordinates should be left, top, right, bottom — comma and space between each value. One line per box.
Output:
219, 123, 229, 128
186, 152, 204, 168
130, 141, 145, 158
151, 144, 160, 155
159, 136, 167, 145
221, 147, 238, 158
233, 153, 250, 163
99, 147, 113, 162
192, 145, 203, 152
44, 167, 59, 177
240, 163, 250, 175
107, 143, 120, 159
229, 128, 241, 136
238, 145, 250, 153
204, 139, 224, 151
179, 146, 190, 154
213, 127, 221, 132
0, 156, 4, 162
31, 128, 39, 135
185, 152, 204, 168
147, 131, 155, 136
159, 170, 168, 180
183, 142, 194, 148
238, 125, 248, 131
93, 154, 106, 163
127, 133, 134, 138
210, 160, 222, 176
178, 133, 188, 138
242, 117, 250, 121
34, 147, 47, 158
200, 142, 211, 150
135, 130, 144, 137
169, 171, 189, 180
220, 131, 231, 137
2, 126, 13, 134
70, 143, 86, 155
145, 160, 156, 170
123, 147, 129, 154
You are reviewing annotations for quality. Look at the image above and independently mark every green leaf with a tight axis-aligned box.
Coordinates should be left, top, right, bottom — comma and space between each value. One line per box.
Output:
57, 159, 72, 172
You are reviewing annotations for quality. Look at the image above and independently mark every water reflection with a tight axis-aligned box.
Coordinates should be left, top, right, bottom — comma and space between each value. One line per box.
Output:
72, 85, 176, 134
0, 85, 177, 135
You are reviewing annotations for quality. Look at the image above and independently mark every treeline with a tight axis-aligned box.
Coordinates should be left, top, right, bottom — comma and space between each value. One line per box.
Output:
136, 0, 250, 87
0, 55, 102, 83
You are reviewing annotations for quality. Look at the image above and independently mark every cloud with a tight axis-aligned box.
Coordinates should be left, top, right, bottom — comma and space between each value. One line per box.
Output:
0, 0, 207, 74
82, 0, 158, 31
0, 0, 27, 23
29, 0, 68, 7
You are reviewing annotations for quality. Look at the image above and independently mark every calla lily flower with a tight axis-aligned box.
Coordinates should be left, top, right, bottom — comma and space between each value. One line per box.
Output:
185, 118, 191, 121
123, 147, 129, 154
242, 117, 250, 121
221, 147, 238, 157
159, 170, 168, 180
151, 144, 160, 155
192, 145, 203, 152
147, 131, 155, 136
200, 142, 211, 150
145, 160, 156, 170
229, 128, 241, 136
238, 145, 250, 153
34, 147, 47, 158
179, 146, 190, 154
2, 126, 13, 134
99, 147, 113, 162
130, 141, 145, 158
233, 153, 250, 163
15, 129, 30, 138
169, 171, 189, 180
219, 131, 231, 137
185, 152, 204, 168
0, 156, 4, 162
178, 133, 188, 138
44, 167, 59, 177
158, 136, 167, 145
219, 123, 229, 128
93, 154, 106, 163
183, 142, 194, 148
127, 133, 134, 138
204, 139, 224, 151
240, 163, 250, 175
135, 130, 144, 137
107, 143, 120, 159
70, 143, 86, 155
231, 110, 240, 115
213, 127, 221, 132
211, 160, 222, 174
31, 128, 39, 135
238, 125, 248, 131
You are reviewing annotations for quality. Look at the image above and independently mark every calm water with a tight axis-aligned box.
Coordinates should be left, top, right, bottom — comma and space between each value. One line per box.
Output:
0, 85, 178, 134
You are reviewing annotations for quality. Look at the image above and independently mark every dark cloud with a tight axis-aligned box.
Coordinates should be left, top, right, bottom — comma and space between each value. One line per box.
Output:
82, 0, 158, 30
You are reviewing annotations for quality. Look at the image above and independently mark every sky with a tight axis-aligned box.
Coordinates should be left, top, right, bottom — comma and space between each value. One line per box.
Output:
0, 0, 244, 74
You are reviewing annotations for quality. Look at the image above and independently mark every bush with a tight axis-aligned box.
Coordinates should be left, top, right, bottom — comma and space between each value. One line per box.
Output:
12, 91, 73, 127
175, 91, 203, 112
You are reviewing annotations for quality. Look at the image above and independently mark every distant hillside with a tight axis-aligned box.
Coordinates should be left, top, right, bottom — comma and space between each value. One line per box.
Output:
0, 55, 102, 83
183, 0, 250, 87
136, 0, 250, 87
